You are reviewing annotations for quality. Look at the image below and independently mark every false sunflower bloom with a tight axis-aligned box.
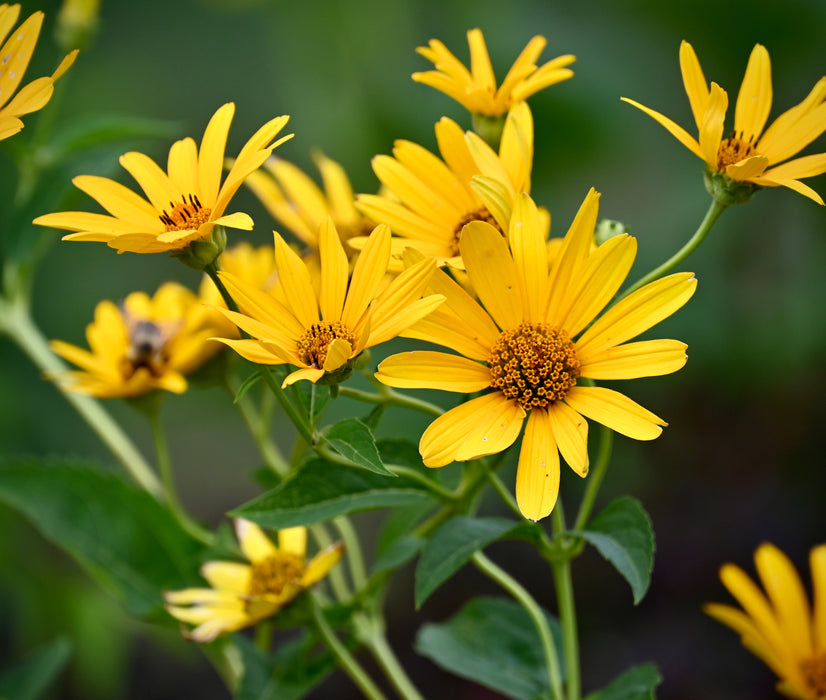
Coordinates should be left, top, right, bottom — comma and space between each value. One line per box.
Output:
376, 189, 696, 521
705, 543, 826, 699
33, 103, 292, 257
213, 217, 445, 387
413, 27, 575, 117
356, 102, 539, 267
165, 519, 343, 643
622, 41, 826, 204
244, 151, 375, 253
49, 282, 227, 398
0, 4, 77, 141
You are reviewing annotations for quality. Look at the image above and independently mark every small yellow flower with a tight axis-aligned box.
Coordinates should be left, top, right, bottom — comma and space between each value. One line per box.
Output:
412, 27, 575, 117
33, 103, 292, 255
705, 543, 826, 699
244, 151, 375, 252
0, 4, 77, 141
49, 282, 226, 398
165, 519, 343, 643
376, 189, 696, 521
622, 41, 826, 204
213, 218, 445, 387
356, 102, 542, 267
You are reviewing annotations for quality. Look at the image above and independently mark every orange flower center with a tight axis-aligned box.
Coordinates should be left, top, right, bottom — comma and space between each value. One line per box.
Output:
801, 653, 826, 697
159, 194, 212, 232
297, 321, 355, 369
452, 208, 502, 255
716, 131, 757, 171
488, 322, 580, 410
248, 552, 305, 597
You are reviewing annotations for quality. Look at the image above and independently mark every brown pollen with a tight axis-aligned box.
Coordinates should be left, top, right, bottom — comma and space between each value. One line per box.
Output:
158, 194, 212, 232
248, 552, 305, 597
488, 322, 580, 411
716, 131, 758, 171
297, 320, 356, 369
801, 653, 826, 697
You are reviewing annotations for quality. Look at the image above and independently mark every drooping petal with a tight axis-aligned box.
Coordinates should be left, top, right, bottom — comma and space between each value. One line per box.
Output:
515, 408, 560, 521
564, 385, 664, 441
620, 97, 704, 160
546, 401, 589, 477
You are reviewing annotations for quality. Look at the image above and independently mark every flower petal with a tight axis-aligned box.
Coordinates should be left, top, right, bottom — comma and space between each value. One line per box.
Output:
201, 561, 251, 594
318, 217, 349, 321
734, 45, 772, 141
620, 97, 704, 160
235, 519, 278, 564
515, 408, 560, 521
303, 542, 345, 586
699, 83, 728, 170
579, 339, 688, 380
564, 385, 664, 441
273, 232, 319, 328
341, 224, 391, 329
376, 350, 492, 392
546, 401, 589, 477
679, 41, 709, 131
198, 103, 235, 207
278, 527, 307, 559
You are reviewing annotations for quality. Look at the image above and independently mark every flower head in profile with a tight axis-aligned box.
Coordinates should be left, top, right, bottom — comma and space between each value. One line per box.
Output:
165, 519, 343, 643
376, 189, 696, 521
356, 102, 541, 268
0, 4, 77, 141
413, 28, 574, 117
34, 103, 292, 260
244, 151, 375, 254
49, 282, 226, 398
214, 218, 445, 387
622, 41, 826, 204
705, 543, 826, 699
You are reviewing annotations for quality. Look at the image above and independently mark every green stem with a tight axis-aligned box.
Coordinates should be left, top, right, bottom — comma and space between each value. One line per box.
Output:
310, 523, 352, 602
551, 505, 580, 700
310, 595, 388, 700
332, 516, 367, 592
261, 366, 316, 446
387, 464, 458, 502
0, 297, 163, 497
572, 425, 613, 532
145, 405, 215, 547
620, 197, 727, 299
338, 386, 444, 418
204, 262, 238, 313
473, 552, 564, 700
356, 613, 425, 700
485, 467, 522, 518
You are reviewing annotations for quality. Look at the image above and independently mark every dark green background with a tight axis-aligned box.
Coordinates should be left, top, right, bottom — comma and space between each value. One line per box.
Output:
2, 0, 826, 698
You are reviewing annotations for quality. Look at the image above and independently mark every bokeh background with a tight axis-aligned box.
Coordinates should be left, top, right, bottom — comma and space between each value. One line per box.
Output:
2, 0, 826, 698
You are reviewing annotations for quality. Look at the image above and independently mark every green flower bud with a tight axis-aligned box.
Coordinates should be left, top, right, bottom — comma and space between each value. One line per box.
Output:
171, 226, 227, 271
595, 219, 629, 245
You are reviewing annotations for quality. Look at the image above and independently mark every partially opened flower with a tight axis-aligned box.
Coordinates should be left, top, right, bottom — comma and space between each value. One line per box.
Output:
356, 102, 540, 268
165, 519, 343, 643
213, 218, 445, 387
413, 27, 574, 117
0, 4, 77, 141
622, 41, 826, 204
705, 543, 826, 699
33, 103, 292, 259
376, 189, 696, 521
49, 282, 226, 398
244, 151, 375, 253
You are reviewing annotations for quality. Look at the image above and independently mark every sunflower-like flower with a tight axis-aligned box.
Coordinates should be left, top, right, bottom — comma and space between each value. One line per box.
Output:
244, 151, 375, 253
165, 519, 343, 643
705, 543, 826, 699
33, 103, 292, 259
49, 282, 226, 398
0, 4, 77, 141
376, 189, 696, 521
356, 102, 540, 268
213, 218, 445, 387
622, 41, 826, 204
412, 27, 574, 117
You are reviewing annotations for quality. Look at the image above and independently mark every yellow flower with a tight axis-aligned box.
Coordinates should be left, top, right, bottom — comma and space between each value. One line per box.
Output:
165, 519, 343, 643
375, 189, 696, 521
49, 282, 226, 398
244, 151, 375, 252
0, 4, 77, 141
622, 41, 826, 204
356, 102, 541, 267
33, 103, 292, 255
412, 27, 574, 117
213, 218, 445, 387
705, 543, 826, 700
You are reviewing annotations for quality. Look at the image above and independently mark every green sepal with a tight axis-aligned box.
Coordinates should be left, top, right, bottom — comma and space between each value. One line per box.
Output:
704, 169, 758, 205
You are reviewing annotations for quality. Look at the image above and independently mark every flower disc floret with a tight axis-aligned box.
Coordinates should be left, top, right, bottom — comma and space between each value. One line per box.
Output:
248, 552, 304, 597
159, 195, 211, 232
298, 321, 355, 369
488, 323, 579, 410
801, 654, 826, 697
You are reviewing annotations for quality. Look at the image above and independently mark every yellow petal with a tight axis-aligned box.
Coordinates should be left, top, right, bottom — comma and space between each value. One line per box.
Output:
314, 151, 359, 223
509, 193, 548, 320
0, 11, 42, 108
753, 175, 824, 205
579, 339, 688, 380
467, 28, 495, 94
273, 232, 319, 328
318, 217, 348, 322
322, 337, 352, 371
734, 45, 772, 141
341, 224, 391, 329
564, 385, 664, 441
454, 395, 526, 461
725, 154, 769, 180
278, 527, 307, 559
811, 544, 826, 651
420, 392, 524, 467
197, 103, 234, 207
679, 41, 709, 131
119, 151, 181, 213
761, 152, 826, 182
620, 97, 704, 160
546, 402, 589, 477
758, 78, 826, 162
217, 271, 304, 340
235, 519, 278, 564
212, 337, 281, 365
704, 603, 785, 678
282, 366, 325, 387
499, 101, 534, 193
201, 561, 251, 594
375, 351, 491, 392
303, 542, 345, 586
515, 408, 560, 521
699, 83, 728, 170
460, 221, 523, 329
73, 175, 160, 228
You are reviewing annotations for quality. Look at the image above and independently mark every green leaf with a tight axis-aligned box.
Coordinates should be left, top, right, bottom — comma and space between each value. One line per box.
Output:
415, 516, 522, 609
233, 370, 262, 404
325, 418, 393, 476
0, 459, 203, 619
571, 496, 655, 605
583, 663, 662, 700
372, 535, 425, 575
235, 633, 337, 700
231, 458, 434, 529
415, 596, 562, 700
290, 380, 330, 420
0, 637, 71, 700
